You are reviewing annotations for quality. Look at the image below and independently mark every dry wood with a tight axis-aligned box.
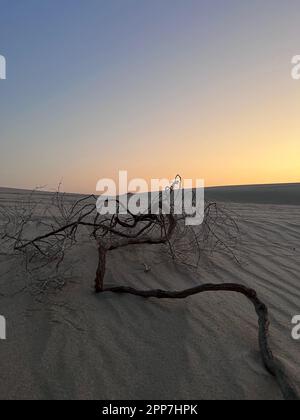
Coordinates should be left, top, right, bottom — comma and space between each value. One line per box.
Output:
101, 282, 299, 401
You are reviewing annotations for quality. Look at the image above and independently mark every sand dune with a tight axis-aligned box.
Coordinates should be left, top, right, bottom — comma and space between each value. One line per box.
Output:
206, 183, 300, 205
0, 186, 299, 400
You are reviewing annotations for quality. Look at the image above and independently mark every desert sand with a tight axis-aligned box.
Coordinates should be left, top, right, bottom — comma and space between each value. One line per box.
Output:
0, 185, 299, 400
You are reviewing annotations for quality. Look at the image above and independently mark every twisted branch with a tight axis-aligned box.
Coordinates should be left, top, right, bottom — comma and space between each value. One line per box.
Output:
101, 282, 299, 401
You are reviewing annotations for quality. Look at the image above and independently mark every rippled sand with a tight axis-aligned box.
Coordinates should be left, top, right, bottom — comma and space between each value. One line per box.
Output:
0, 186, 299, 399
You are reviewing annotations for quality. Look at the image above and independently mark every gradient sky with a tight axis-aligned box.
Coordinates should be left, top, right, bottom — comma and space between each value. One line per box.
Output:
0, 0, 300, 193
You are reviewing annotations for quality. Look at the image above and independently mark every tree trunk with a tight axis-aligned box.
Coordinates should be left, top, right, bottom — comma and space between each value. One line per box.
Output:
95, 242, 107, 293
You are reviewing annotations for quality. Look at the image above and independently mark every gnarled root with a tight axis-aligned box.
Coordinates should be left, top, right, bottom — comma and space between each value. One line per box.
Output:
100, 282, 299, 401
95, 242, 107, 293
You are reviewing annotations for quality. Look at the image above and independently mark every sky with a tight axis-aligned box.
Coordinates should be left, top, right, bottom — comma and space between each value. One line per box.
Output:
0, 0, 300, 193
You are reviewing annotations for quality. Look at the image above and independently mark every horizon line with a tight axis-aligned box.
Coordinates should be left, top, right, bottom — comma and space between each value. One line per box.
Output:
0, 180, 300, 196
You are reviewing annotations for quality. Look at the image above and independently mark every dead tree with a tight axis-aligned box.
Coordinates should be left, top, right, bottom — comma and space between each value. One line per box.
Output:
5, 182, 238, 292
